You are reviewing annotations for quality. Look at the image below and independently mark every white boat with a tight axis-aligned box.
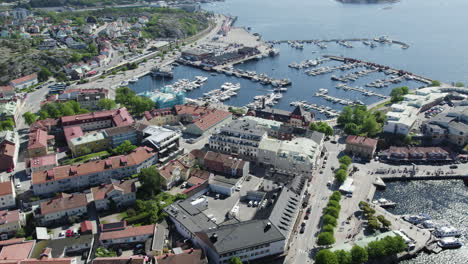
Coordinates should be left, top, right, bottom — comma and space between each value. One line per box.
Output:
372, 198, 396, 208
434, 226, 461, 238
128, 77, 139, 83
403, 214, 431, 225
120, 81, 129, 86
195, 76, 208, 83
437, 237, 463, 249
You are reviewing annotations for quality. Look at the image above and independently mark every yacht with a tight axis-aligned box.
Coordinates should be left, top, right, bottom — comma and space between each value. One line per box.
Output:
434, 226, 461, 238
120, 80, 129, 86
128, 77, 139, 83
437, 237, 463, 249
195, 76, 208, 83
403, 214, 431, 225
372, 198, 396, 208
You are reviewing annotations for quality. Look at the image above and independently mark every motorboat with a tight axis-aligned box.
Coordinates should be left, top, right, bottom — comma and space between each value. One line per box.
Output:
403, 214, 431, 225
372, 198, 396, 208
434, 226, 461, 238
128, 77, 139, 83
437, 237, 463, 249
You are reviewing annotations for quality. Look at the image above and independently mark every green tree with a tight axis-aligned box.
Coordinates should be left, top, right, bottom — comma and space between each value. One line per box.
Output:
390, 86, 409, 103
351, 245, 368, 264
455, 82, 465, 87
362, 115, 381, 137
382, 236, 406, 255
95, 247, 116, 257
323, 224, 335, 233
377, 215, 391, 229
315, 249, 339, 264
338, 106, 353, 125
334, 250, 352, 264
368, 216, 381, 231
330, 191, 342, 201
317, 232, 335, 245
327, 200, 341, 210
335, 169, 347, 183
324, 206, 340, 218
112, 140, 137, 155
339, 155, 352, 166
23, 112, 38, 125
138, 166, 162, 199
97, 98, 116, 110
38, 67, 52, 82
0, 118, 15, 131
228, 257, 242, 264
75, 16, 85, 26
373, 111, 386, 124
323, 214, 337, 227
367, 240, 386, 258
87, 43, 98, 55
344, 123, 360, 135
430, 80, 441, 86
15, 228, 26, 238
310, 121, 334, 136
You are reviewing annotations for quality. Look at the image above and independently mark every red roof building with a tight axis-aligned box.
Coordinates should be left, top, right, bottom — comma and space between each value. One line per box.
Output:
155, 249, 206, 264
61, 108, 134, 130
0, 140, 16, 172
174, 105, 232, 136
99, 224, 155, 246
9, 74, 38, 89
27, 129, 54, 158
26, 154, 57, 174
345, 135, 378, 159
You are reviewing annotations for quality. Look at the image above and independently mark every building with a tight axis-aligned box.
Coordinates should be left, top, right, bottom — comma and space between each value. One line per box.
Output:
10, 8, 31, 20
422, 106, 468, 147
27, 129, 54, 158
243, 116, 293, 140
0, 85, 15, 98
0, 181, 16, 209
58, 88, 109, 110
181, 49, 213, 61
158, 154, 195, 189
141, 125, 182, 163
257, 137, 321, 176
209, 119, 267, 160
37, 193, 89, 225
190, 150, 249, 177
141, 87, 185, 109
144, 108, 179, 126
155, 248, 207, 264
175, 105, 232, 136
0, 210, 24, 239
345, 135, 378, 159
91, 179, 139, 211
0, 101, 20, 122
0, 131, 18, 171
32, 147, 157, 196
99, 223, 155, 246
26, 154, 58, 174
29, 118, 59, 134
378, 146, 453, 162
9, 73, 38, 90
0, 241, 35, 260
68, 131, 110, 157
29, 234, 94, 258
249, 105, 313, 128
208, 175, 242, 196
93, 256, 149, 264
383, 87, 448, 135
104, 123, 145, 148
61, 108, 134, 131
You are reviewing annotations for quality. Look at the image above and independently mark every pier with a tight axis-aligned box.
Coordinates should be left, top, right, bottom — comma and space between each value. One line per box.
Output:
324, 55, 433, 84
336, 84, 388, 99
266, 37, 411, 49
290, 101, 340, 117
379, 174, 468, 182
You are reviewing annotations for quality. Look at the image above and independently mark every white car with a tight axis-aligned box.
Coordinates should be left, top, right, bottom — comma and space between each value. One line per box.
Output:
235, 185, 242, 191
15, 183, 21, 189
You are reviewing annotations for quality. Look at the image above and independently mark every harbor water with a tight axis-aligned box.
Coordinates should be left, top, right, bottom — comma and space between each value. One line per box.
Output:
374, 181, 468, 264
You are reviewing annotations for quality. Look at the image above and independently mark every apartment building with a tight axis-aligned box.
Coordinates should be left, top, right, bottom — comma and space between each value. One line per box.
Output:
0, 181, 16, 210
91, 179, 139, 211
37, 193, 89, 225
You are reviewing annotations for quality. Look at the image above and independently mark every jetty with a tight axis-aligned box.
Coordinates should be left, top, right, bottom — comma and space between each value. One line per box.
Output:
266, 37, 411, 49
314, 89, 362, 106
324, 55, 433, 84
336, 84, 388, 99
290, 101, 340, 117
379, 174, 468, 182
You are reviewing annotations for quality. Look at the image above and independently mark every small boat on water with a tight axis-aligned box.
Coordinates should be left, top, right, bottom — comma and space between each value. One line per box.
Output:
437, 237, 463, 249
403, 214, 431, 225
128, 77, 139, 83
434, 226, 461, 238
372, 198, 396, 208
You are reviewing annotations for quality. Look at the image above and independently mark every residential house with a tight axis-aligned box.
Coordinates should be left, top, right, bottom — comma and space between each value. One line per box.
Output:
159, 156, 193, 190
58, 88, 109, 110
190, 150, 249, 177
0, 101, 20, 122
36, 193, 89, 225
0, 241, 35, 260
249, 105, 314, 128
68, 131, 110, 157
26, 154, 58, 174
378, 147, 453, 162
175, 105, 232, 136
0, 131, 18, 171
99, 223, 155, 246
144, 108, 179, 126
155, 248, 207, 264
0, 181, 16, 209
32, 147, 157, 195
345, 135, 378, 159
27, 129, 54, 158
9, 74, 38, 90
104, 123, 144, 148
61, 108, 134, 131
0, 85, 15, 98
0, 210, 25, 239
91, 179, 139, 211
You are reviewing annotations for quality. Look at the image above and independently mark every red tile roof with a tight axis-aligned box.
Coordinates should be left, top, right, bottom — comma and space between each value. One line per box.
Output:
159, 160, 190, 181
29, 119, 58, 133
0, 143, 15, 158
63, 126, 83, 142
92, 256, 146, 264
28, 129, 50, 150
0, 238, 25, 247
99, 224, 155, 241
32, 147, 156, 185
155, 249, 204, 264
174, 105, 231, 132
187, 176, 206, 186
345, 135, 378, 148
0, 86, 14, 93
80, 221, 93, 233
10, 74, 37, 86
0, 181, 13, 196
0, 241, 35, 260
40, 193, 88, 215
144, 108, 175, 120
27, 154, 57, 169
0, 210, 20, 225
61, 108, 134, 128
91, 180, 136, 200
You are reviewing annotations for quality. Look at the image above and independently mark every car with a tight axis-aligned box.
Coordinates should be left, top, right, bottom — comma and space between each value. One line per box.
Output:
235, 185, 242, 191
215, 194, 220, 200
306, 207, 311, 214
15, 183, 21, 189
248, 201, 253, 207
301, 221, 306, 227
246, 175, 252, 181
327, 181, 332, 187
253, 201, 259, 207
65, 229, 73, 237
59, 231, 65, 237
304, 214, 309, 220
346, 193, 353, 198
330, 140, 337, 144
181, 182, 187, 188
449, 165, 458, 169
322, 165, 326, 169
319, 170, 323, 174
300, 226, 306, 234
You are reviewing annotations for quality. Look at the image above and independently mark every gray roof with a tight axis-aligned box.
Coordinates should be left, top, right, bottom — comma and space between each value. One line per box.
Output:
165, 199, 218, 234
210, 175, 241, 188
266, 188, 301, 236
220, 119, 266, 138
31, 234, 94, 258
199, 219, 285, 254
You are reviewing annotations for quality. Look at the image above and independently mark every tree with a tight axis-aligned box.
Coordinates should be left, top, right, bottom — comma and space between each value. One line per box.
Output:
339, 155, 352, 166
430, 80, 441, 86
327, 200, 341, 210
335, 169, 347, 183
338, 106, 353, 125
324, 206, 340, 218
367, 216, 381, 231
323, 224, 335, 233
455, 82, 465, 87
310, 121, 334, 136
351, 245, 368, 264
367, 240, 386, 258
334, 250, 352, 264
390, 86, 409, 103
315, 249, 339, 264
15, 228, 26, 238
228, 257, 242, 264
382, 236, 406, 255
112, 140, 137, 155
98, 98, 116, 110
361, 115, 380, 137
138, 166, 162, 199
23, 112, 37, 125
344, 123, 360, 135
373, 111, 386, 124
377, 215, 391, 228
95, 247, 117, 257
317, 232, 335, 245
38, 67, 52, 82
330, 191, 342, 202
0, 119, 14, 131
323, 214, 337, 227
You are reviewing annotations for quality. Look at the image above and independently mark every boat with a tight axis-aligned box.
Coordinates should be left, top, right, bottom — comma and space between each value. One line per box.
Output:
363, 41, 371, 46
120, 81, 129, 86
151, 66, 173, 79
434, 226, 461, 238
403, 214, 431, 225
421, 220, 436, 229
437, 237, 463, 249
195, 76, 208, 83
372, 198, 396, 208
128, 77, 139, 83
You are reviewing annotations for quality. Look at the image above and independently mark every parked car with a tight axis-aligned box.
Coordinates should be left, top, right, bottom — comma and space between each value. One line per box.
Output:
300, 226, 306, 234
65, 229, 73, 237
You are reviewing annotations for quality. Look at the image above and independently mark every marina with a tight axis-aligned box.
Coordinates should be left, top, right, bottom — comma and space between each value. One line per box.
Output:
266, 36, 411, 49
335, 83, 388, 99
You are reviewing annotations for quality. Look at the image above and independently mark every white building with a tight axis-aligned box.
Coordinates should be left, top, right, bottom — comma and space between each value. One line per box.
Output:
0, 181, 16, 210
141, 126, 182, 164
257, 137, 321, 175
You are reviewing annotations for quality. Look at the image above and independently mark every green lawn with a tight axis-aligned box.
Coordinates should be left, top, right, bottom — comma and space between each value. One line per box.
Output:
60, 151, 110, 165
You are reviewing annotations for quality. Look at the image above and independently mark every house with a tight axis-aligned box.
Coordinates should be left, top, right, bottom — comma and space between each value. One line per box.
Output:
158, 156, 193, 189
104, 123, 144, 148
26, 154, 57, 175
249, 105, 314, 128
175, 105, 232, 136
10, 8, 31, 21
58, 88, 109, 110
0, 181, 16, 209
61, 108, 134, 131
29, 235, 94, 258
0, 210, 24, 239
95, 55, 109, 66
190, 150, 249, 177
68, 131, 110, 157
208, 175, 242, 196
0, 101, 20, 122
345, 135, 378, 160
27, 129, 54, 158
422, 105, 468, 147
91, 179, 139, 211
9, 74, 38, 90
0, 85, 15, 98
144, 108, 179, 126
99, 223, 155, 246
378, 147, 453, 163
32, 147, 157, 196
0, 240, 35, 260
138, 16, 149, 24
37, 193, 89, 225
29, 118, 59, 133
0, 131, 18, 171
155, 248, 207, 264
257, 137, 321, 176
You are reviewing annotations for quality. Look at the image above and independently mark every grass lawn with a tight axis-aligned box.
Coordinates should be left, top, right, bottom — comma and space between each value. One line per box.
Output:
60, 150, 110, 165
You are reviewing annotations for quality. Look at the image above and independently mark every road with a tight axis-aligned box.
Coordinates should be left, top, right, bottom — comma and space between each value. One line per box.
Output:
285, 137, 345, 264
